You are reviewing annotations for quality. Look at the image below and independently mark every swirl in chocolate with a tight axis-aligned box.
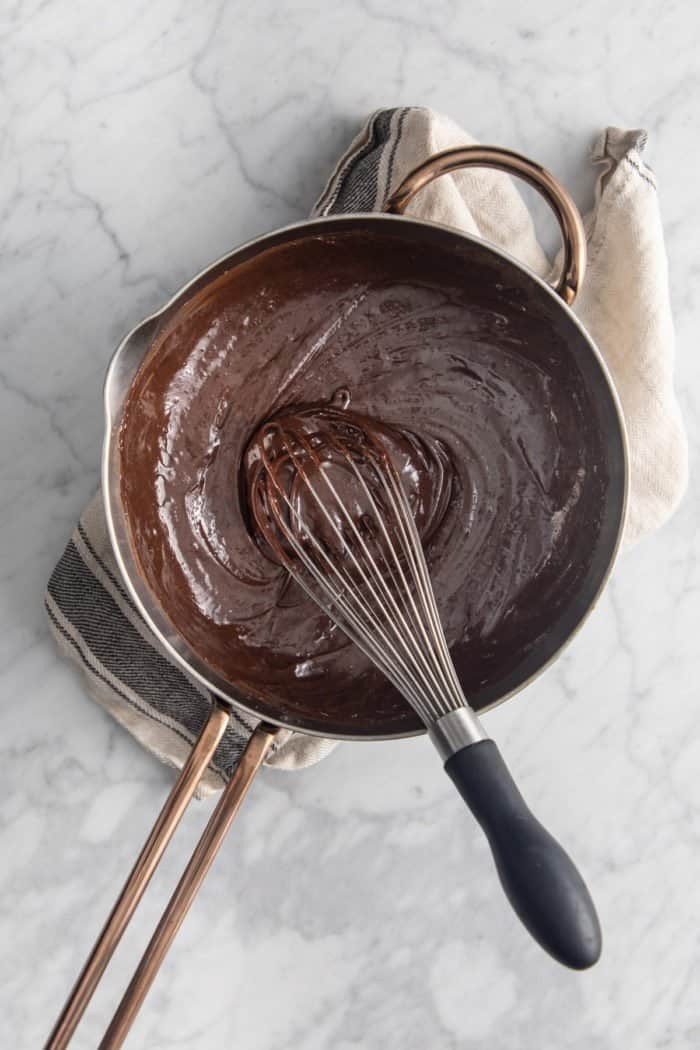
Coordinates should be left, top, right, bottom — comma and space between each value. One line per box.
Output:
245, 405, 453, 569
119, 229, 608, 731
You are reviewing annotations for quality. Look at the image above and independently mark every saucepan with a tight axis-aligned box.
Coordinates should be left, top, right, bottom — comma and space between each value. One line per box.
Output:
46, 147, 628, 1049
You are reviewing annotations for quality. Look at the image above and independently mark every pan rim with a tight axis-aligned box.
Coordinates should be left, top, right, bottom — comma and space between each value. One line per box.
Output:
102, 212, 630, 742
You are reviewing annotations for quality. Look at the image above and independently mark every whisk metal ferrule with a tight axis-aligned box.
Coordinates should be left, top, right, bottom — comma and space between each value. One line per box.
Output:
428, 707, 489, 762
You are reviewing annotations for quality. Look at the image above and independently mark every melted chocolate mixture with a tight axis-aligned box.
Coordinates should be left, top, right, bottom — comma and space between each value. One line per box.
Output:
245, 405, 455, 567
120, 228, 609, 731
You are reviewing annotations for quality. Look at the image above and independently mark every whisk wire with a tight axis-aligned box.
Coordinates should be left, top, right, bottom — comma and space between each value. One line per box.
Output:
276, 528, 436, 724
254, 417, 468, 725
301, 441, 454, 708
264, 452, 441, 723
268, 427, 454, 713
323, 435, 462, 715
370, 453, 467, 709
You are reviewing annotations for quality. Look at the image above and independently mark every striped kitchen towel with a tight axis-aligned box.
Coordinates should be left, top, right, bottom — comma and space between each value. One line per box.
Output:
46, 107, 687, 794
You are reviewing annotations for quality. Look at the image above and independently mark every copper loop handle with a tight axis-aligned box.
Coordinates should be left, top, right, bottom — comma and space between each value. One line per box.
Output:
384, 146, 586, 306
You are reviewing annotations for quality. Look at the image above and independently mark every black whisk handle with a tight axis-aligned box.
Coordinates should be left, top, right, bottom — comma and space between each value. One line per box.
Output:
444, 740, 601, 970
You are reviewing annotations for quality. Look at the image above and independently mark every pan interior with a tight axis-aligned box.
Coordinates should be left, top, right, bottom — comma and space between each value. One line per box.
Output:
115, 219, 626, 739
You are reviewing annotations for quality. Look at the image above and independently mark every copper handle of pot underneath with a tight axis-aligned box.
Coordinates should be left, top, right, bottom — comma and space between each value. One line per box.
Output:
98, 722, 277, 1050
44, 702, 231, 1050
384, 146, 587, 306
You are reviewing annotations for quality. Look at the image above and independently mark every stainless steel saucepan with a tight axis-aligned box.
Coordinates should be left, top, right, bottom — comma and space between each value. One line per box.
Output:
46, 146, 628, 1049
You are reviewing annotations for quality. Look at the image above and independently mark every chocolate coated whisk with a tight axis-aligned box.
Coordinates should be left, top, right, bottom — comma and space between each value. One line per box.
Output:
249, 407, 602, 970
249, 410, 476, 731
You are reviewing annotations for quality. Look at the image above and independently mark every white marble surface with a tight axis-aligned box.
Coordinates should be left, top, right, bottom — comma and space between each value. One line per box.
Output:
1, 2, 698, 1047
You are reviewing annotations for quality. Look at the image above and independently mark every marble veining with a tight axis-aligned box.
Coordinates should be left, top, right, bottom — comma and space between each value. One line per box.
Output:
1, 1, 698, 1047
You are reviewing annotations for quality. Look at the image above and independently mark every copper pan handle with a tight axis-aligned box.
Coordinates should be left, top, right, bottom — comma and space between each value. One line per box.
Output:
44, 711, 278, 1049
98, 722, 277, 1049
384, 146, 586, 306
44, 702, 231, 1049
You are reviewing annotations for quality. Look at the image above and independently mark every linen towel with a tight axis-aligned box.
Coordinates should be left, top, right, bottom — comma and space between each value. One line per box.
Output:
46, 107, 688, 794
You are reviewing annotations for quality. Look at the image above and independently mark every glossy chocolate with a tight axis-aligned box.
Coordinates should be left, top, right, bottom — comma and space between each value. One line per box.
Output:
244, 405, 455, 567
119, 228, 610, 732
